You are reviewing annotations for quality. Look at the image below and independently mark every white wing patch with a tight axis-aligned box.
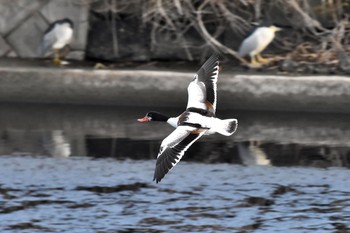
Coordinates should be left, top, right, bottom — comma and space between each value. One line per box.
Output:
186, 79, 207, 110
159, 125, 195, 151
186, 55, 219, 114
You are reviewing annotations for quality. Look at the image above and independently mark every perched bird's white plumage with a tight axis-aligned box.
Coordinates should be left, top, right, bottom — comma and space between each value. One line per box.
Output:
138, 55, 238, 183
239, 27, 276, 58
49, 23, 73, 50
239, 25, 281, 66
39, 18, 74, 63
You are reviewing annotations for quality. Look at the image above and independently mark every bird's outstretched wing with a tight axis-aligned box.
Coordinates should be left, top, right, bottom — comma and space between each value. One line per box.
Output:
186, 54, 219, 114
153, 125, 207, 183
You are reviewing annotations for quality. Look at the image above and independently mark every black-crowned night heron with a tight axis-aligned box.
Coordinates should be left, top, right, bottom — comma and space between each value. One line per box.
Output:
239, 24, 281, 67
39, 18, 74, 65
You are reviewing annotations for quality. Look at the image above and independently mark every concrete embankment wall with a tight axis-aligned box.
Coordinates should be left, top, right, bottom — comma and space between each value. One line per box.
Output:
0, 66, 349, 113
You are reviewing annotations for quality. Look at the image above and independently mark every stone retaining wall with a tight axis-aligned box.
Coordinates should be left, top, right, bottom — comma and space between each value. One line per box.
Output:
0, 64, 350, 113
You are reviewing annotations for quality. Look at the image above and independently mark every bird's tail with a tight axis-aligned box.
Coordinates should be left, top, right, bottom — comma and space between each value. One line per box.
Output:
212, 118, 238, 136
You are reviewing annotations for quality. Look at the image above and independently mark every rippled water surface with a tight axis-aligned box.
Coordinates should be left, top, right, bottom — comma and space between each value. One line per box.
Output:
0, 103, 350, 232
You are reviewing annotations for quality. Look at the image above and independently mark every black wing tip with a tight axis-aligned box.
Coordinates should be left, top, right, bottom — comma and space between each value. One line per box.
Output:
153, 152, 173, 184
153, 173, 163, 183
201, 54, 220, 71
153, 159, 168, 183
153, 160, 172, 183
206, 53, 220, 64
153, 178, 160, 183
210, 53, 220, 60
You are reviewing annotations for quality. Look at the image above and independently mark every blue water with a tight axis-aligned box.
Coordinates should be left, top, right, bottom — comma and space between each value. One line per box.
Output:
0, 156, 350, 232
0, 103, 350, 232
0, 156, 349, 233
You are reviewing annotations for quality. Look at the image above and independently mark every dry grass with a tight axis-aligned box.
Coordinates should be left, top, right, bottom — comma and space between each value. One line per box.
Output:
84, 0, 350, 65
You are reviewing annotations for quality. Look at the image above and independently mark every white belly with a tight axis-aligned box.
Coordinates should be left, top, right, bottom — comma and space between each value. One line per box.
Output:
186, 113, 215, 128
53, 24, 73, 49
185, 112, 237, 136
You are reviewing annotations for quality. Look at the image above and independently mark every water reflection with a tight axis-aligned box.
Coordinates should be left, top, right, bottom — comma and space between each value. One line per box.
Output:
0, 102, 350, 168
1, 103, 350, 232
238, 141, 271, 166
44, 130, 71, 157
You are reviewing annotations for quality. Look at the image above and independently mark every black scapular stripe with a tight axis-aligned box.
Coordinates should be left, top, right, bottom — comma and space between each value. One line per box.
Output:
187, 107, 211, 116
181, 122, 209, 130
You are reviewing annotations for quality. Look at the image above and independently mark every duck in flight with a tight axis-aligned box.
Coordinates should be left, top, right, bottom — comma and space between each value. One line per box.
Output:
138, 55, 238, 183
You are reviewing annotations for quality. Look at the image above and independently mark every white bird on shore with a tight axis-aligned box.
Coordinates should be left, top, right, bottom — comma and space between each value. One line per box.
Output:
239, 23, 281, 67
138, 55, 238, 183
39, 18, 74, 65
